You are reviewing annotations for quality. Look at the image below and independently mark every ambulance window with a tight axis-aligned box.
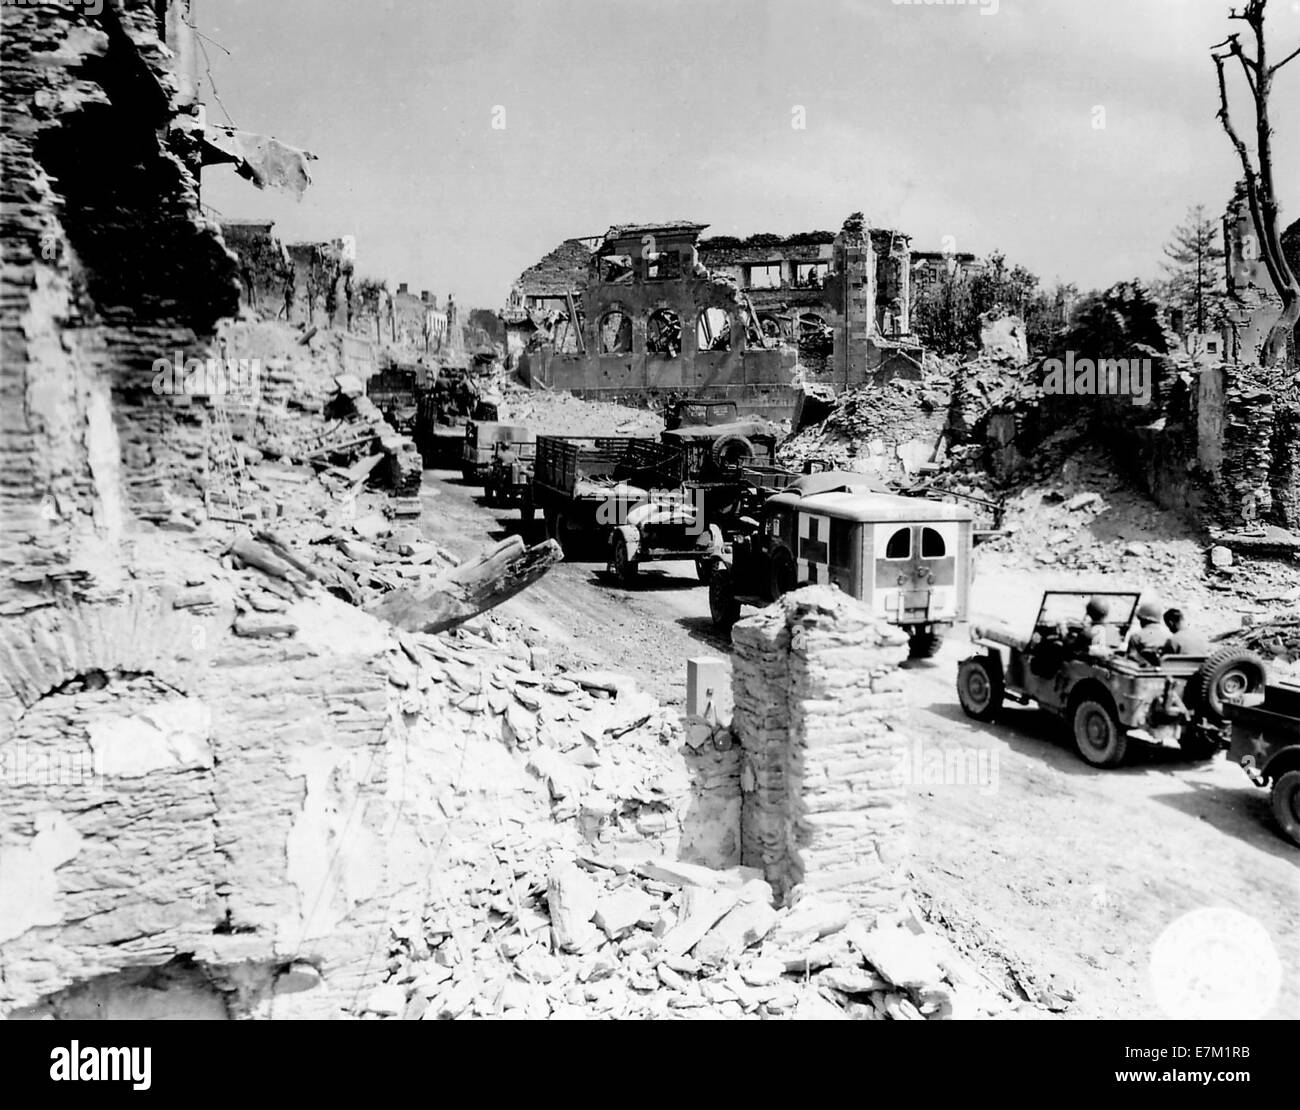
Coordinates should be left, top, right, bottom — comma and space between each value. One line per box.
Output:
921, 528, 946, 558
885, 527, 911, 559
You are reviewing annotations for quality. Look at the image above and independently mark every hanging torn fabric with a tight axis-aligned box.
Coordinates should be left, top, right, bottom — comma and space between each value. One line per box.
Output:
202, 126, 318, 200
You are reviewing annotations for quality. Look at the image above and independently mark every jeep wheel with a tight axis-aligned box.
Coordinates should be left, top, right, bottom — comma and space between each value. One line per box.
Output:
1072, 698, 1127, 768
612, 541, 638, 586
1270, 769, 1300, 847
709, 565, 740, 631
1187, 646, 1269, 719
957, 657, 1003, 722
695, 557, 714, 586
909, 630, 944, 660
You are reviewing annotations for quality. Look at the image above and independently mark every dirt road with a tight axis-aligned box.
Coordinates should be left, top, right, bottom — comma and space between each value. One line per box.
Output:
420, 470, 1299, 1020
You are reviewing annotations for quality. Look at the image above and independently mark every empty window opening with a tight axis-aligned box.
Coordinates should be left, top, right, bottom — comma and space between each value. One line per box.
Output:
697, 307, 731, 352
599, 310, 632, 354
746, 263, 782, 290
646, 308, 682, 357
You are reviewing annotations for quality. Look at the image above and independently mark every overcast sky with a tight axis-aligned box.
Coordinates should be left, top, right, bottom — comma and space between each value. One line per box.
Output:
198, 0, 1300, 309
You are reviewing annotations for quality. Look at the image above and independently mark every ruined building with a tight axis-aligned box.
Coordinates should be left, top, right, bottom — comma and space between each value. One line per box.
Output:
504, 214, 924, 420
0, 1, 438, 1018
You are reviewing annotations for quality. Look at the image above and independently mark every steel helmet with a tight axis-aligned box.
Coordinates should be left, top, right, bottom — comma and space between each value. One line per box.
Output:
1136, 599, 1164, 624
1085, 596, 1110, 621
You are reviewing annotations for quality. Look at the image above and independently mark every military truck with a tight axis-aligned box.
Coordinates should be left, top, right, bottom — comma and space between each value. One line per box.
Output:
486, 438, 536, 510
705, 471, 975, 659
462, 421, 531, 486
529, 435, 657, 555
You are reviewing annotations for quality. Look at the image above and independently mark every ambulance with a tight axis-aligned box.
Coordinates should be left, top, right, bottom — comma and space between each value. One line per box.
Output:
704, 471, 975, 659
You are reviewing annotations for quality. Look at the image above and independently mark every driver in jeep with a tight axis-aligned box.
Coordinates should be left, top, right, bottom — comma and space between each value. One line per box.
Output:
1066, 595, 1118, 658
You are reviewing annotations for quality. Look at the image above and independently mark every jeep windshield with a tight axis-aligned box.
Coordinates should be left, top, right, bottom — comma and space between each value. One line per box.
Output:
1034, 591, 1140, 632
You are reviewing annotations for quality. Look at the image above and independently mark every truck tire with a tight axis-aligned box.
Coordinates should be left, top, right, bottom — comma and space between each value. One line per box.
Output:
908, 630, 944, 660
1186, 646, 1269, 719
769, 548, 796, 600
612, 539, 639, 586
957, 656, 1004, 723
483, 480, 497, 507
461, 465, 475, 484
709, 565, 740, 631
1072, 696, 1128, 768
520, 489, 535, 524
711, 433, 755, 470
1270, 768, 1300, 847
695, 557, 714, 586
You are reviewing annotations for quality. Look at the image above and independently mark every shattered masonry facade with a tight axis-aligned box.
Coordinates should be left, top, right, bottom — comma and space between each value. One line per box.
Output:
508, 217, 923, 420
731, 589, 911, 912
0, 0, 431, 1017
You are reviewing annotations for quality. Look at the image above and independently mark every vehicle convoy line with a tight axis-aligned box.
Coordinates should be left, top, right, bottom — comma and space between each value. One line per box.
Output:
419, 468, 1300, 1020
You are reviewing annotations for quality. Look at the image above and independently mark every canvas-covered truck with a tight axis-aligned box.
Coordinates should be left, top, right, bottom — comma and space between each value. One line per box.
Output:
1222, 680, 1300, 847
956, 590, 1270, 768
704, 471, 975, 659
462, 422, 531, 485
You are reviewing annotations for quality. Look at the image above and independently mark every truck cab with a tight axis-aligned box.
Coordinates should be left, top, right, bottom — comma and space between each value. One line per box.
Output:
706, 471, 974, 659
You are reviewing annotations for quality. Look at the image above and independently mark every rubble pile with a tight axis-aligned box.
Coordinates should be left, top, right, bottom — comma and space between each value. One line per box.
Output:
778, 375, 951, 478
975, 436, 1300, 638
369, 847, 1014, 1020
494, 381, 667, 438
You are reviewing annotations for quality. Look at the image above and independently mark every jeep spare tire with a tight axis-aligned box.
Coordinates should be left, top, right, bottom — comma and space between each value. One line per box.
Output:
1186, 646, 1268, 719
710, 433, 755, 470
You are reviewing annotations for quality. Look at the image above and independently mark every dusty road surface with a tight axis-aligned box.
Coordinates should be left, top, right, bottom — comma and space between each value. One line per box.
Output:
420, 470, 1300, 1020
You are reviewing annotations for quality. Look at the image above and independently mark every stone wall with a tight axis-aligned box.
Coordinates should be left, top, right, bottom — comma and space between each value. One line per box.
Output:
730, 588, 910, 914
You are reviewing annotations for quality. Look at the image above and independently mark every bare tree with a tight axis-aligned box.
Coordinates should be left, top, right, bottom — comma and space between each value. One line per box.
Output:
1211, 0, 1300, 367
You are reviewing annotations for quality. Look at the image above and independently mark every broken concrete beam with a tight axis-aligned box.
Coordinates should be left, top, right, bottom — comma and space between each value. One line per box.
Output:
363, 537, 563, 635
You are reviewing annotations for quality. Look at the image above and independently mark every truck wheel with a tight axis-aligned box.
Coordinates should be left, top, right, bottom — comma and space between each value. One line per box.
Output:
1186, 646, 1269, 719
1270, 769, 1300, 847
769, 548, 796, 600
908, 630, 944, 660
612, 541, 638, 586
1072, 697, 1127, 768
461, 465, 475, 484
695, 557, 714, 586
957, 657, 1004, 722
709, 566, 740, 631
1176, 727, 1222, 762
520, 490, 535, 524
483, 481, 497, 507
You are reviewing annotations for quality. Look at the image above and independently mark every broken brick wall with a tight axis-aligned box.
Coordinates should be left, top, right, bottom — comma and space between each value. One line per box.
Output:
730, 588, 910, 914
1, 4, 431, 1020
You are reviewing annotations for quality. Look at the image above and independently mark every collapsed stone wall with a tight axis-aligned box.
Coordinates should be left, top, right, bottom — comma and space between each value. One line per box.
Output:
731, 588, 910, 914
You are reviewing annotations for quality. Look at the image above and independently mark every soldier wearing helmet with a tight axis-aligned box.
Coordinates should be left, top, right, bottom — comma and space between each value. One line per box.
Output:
1061, 595, 1116, 657
1128, 598, 1173, 662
